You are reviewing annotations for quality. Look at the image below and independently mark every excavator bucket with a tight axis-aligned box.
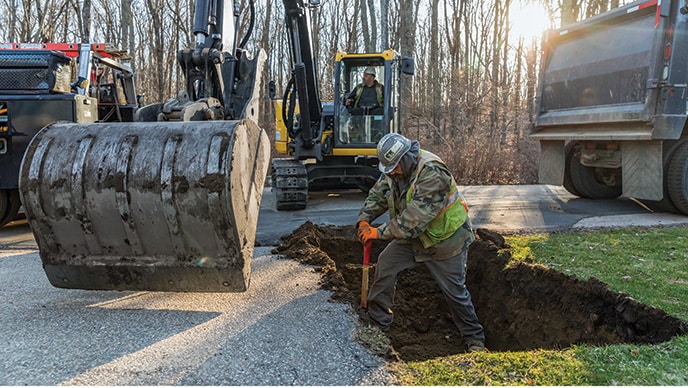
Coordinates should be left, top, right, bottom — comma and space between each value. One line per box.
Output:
19, 119, 270, 292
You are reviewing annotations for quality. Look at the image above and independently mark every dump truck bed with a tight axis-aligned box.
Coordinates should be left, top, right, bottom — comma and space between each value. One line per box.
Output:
533, 0, 688, 140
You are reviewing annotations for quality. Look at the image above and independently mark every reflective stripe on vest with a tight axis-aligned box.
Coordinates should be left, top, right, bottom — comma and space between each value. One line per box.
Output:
389, 150, 468, 248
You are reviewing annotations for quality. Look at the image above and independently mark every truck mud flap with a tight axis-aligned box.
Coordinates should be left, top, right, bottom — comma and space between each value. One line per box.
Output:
19, 119, 270, 292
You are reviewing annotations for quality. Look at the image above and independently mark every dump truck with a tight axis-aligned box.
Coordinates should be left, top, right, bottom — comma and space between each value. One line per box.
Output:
18, 0, 269, 292
0, 43, 138, 227
532, 0, 688, 213
271, 0, 415, 210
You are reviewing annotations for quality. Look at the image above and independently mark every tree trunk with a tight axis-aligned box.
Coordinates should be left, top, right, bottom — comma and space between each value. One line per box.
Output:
9, 0, 17, 41
121, 0, 134, 65
525, 37, 537, 128
145, 0, 165, 102
397, 0, 418, 123
380, 0, 388, 50
346, 0, 360, 52
561, 0, 579, 25
429, 0, 440, 127
360, 0, 371, 51
514, 36, 523, 145
490, 0, 500, 137
81, 0, 91, 42
367, 0, 377, 51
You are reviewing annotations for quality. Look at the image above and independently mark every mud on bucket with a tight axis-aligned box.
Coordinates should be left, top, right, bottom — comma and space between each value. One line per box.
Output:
19, 119, 270, 292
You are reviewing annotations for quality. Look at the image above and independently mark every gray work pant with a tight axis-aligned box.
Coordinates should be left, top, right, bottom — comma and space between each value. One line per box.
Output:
367, 240, 485, 342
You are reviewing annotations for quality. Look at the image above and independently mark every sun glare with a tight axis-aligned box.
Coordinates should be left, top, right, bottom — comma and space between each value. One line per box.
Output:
509, 2, 553, 41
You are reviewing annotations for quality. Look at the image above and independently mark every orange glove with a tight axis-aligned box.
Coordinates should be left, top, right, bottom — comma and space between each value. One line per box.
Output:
357, 222, 378, 244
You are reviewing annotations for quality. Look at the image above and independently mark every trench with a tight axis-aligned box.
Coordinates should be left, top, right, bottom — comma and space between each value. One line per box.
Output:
273, 221, 688, 361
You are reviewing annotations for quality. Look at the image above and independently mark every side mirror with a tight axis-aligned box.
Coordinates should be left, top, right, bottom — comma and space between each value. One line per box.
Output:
401, 57, 415, 75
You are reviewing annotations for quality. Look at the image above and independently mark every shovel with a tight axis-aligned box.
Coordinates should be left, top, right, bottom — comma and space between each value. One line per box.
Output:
360, 241, 372, 308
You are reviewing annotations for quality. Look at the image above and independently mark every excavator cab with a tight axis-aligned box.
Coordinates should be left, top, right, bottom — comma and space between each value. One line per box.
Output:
334, 51, 407, 147
272, 48, 414, 210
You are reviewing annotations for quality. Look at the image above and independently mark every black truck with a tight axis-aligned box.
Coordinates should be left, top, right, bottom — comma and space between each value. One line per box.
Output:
0, 43, 138, 226
532, 0, 688, 214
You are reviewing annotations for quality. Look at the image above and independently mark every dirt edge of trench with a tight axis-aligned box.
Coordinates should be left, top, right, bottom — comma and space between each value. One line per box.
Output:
272, 221, 688, 361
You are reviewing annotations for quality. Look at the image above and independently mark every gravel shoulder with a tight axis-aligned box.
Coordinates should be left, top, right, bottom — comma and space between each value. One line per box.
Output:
0, 247, 393, 385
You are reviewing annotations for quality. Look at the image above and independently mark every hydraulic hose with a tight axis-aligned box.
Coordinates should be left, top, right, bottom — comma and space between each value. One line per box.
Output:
282, 76, 297, 138
238, 0, 255, 49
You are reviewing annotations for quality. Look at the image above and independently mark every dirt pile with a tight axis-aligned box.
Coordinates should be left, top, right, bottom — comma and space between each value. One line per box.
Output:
273, 221, 688, 361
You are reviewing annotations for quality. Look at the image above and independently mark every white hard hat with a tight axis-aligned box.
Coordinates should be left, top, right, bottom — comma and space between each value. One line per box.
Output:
363, 66, 376, 76
377, 133, 412, 174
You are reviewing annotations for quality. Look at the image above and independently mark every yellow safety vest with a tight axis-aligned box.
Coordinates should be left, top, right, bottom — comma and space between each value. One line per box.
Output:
391, 150, 468, 248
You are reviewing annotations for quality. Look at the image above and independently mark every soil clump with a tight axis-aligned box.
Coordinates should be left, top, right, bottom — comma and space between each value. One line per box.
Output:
273, 221, 687, 361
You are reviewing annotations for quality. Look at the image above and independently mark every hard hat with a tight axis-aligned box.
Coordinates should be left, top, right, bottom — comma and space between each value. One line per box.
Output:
377, 133, 412, 173
363, 66, 376, 76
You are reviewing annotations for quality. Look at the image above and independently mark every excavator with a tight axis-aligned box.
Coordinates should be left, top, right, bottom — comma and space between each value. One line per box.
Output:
272, 0, 415, 210
17, 0, 410, 293
18, 0, 269, 292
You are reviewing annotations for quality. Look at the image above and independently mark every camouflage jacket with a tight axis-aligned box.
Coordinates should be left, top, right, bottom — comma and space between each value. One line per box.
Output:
357, 153, 474, 261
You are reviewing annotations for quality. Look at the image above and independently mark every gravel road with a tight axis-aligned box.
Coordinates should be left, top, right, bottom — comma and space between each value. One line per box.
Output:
0, 246, 393, 385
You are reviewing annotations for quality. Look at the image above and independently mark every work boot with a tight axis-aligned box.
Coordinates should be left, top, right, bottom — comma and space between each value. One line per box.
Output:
360, 311, 390, 332
465, 339, 485, 352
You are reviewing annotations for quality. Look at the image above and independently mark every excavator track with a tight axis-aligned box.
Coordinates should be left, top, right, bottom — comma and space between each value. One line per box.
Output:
19, 119, 270, 292
271, 158, 308, 210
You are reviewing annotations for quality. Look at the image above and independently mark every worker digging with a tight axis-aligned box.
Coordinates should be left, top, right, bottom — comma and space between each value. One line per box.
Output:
355, 133, 486, 352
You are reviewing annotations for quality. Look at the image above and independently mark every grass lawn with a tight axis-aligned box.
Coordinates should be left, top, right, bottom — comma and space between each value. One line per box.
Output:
392, 226, 688, 385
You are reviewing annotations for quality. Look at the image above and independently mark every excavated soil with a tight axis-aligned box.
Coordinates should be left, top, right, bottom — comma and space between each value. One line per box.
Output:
272, 222, 688, 361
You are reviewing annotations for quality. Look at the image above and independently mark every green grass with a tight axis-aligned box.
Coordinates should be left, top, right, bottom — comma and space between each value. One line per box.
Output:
508, 227, 688, 320
393, 348, 590, 385
393, 226, 688, 385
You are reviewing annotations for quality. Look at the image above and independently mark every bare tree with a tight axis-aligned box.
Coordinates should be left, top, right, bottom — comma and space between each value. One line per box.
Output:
380, 0, 388, 50
81, 0, 91, 41
560, 0, 580, 25
122, 0, 134, 65
366, 0, 377, 51
429, 0, 440, 126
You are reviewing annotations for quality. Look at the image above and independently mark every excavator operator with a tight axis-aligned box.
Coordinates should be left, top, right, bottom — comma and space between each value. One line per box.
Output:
344, 66, 384, 115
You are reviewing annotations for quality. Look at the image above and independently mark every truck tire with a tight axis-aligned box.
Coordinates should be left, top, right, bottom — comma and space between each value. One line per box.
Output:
568, 145, 622, 199
0, 190, 7, 226
563, 142, 582, 197
666, 142, 688, 215
0, 189, 21, 227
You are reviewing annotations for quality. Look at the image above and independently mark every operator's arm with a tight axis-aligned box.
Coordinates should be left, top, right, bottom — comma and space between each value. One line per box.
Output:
344, 87, 358, 107
377, 163, 451, 240
357, 175, 391, 225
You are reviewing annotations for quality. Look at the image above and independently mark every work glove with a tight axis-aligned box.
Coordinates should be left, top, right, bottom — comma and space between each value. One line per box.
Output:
357, 221, 378, 244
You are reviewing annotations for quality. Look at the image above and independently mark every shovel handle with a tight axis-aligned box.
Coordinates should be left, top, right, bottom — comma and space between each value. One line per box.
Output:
363, 241, 372, 265
361, 241, 372, 308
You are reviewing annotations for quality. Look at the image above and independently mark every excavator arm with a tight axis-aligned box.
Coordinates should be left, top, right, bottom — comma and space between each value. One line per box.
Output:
281, 0, 323, 159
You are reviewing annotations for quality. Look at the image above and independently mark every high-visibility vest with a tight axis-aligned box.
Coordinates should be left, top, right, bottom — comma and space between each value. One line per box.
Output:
354, 82, 384, 107
390, 150, 469, 248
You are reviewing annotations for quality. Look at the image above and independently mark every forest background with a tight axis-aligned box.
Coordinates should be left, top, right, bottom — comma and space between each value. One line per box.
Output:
0, 0, 632, 184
